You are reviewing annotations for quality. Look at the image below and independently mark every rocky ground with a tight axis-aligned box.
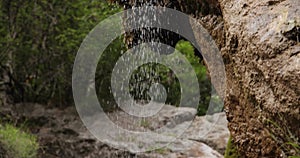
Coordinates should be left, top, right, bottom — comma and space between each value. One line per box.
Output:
0, 103, 229, 158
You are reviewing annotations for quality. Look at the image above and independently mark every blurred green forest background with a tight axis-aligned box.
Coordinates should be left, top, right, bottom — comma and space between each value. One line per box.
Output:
0, 0, 221, 116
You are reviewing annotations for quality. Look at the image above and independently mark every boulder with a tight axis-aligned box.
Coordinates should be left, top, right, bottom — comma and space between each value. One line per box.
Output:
182, 112, 230, 154
217, 0, 300, 157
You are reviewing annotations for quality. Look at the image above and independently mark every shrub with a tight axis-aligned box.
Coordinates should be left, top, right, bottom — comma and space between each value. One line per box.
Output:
0, 0, 121, 105
0, 124, 39, 158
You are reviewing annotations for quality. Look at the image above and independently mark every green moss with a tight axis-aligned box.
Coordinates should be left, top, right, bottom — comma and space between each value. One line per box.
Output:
225, 135, 240, 158
0, 124, 39, 158
140, 119, 150, 128
146, 146, 169, 155
154, 147, 168, 155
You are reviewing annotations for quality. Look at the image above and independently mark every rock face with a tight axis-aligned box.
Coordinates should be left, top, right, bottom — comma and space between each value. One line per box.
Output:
218, 0, 300, 157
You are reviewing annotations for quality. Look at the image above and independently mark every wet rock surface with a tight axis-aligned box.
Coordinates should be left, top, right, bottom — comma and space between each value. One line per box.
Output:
1, 103, 229, 157
218, 0, 300, 157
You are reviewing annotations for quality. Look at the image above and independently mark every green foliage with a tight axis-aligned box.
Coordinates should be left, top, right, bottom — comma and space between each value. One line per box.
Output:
95, 36, 126, 111
0, 0, 121, 105
175, 40, 213, 115
0, 124, 39, 158
140, 119, 150, 128
126, 40, 216, 115
224, 135, 239, 158
264, 116, 300, 156
94, 39, 214, 115
0, 0, 220, 116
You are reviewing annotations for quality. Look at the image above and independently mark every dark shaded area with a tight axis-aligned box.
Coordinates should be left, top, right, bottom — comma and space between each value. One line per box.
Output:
122, 0, 203, 59
282, 25, 300, 42
0, 142, 9, 158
